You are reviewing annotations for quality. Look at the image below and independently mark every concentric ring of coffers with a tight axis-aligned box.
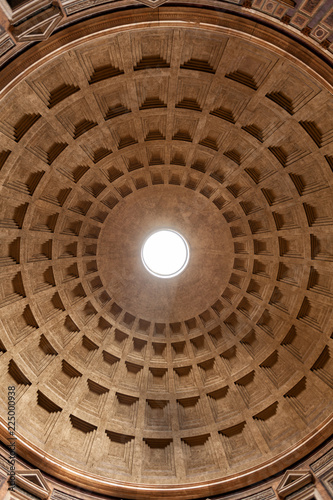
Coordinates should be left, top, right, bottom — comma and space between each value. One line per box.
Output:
0, 12, 332, 500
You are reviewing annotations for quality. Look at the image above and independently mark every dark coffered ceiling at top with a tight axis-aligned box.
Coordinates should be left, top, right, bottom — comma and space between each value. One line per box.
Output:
0, 1, 332, 500
1, 0, 333, 51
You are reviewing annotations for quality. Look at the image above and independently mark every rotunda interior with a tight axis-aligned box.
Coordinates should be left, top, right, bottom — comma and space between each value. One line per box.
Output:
0, 1, 332, 500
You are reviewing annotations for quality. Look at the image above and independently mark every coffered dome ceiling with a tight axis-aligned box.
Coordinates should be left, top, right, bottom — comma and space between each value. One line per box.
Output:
0, 5, 332, 500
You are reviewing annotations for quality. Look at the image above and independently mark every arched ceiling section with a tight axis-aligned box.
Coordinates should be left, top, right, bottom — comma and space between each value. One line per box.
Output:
0, 0, 333, 62
0, 6, 332, 500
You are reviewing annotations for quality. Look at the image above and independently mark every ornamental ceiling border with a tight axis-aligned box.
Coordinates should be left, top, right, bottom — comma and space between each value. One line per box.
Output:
0, 416, 332, 499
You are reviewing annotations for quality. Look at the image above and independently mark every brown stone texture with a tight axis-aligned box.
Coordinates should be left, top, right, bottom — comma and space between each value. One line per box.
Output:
0, 3, 332, 500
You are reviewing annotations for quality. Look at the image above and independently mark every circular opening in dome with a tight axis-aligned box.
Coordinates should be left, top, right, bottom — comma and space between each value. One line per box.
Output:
141, 230, 189, 278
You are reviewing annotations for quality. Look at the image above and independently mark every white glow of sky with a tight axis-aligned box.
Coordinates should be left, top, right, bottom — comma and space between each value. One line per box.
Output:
142, 230, 189, 278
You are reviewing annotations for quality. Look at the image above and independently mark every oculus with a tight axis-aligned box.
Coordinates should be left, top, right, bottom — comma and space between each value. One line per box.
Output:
141, 229, 189, 278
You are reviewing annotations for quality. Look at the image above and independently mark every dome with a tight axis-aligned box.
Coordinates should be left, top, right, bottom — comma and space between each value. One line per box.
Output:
0, 2, 332, 499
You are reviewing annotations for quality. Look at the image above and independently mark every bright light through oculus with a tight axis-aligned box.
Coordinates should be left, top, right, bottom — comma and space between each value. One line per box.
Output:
141, 230, 189, 278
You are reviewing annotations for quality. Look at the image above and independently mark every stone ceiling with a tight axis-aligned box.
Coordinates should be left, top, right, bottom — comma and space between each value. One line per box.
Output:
1, 0, 333, 61
0, 3, 332, 500
0, 0, 333, 63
